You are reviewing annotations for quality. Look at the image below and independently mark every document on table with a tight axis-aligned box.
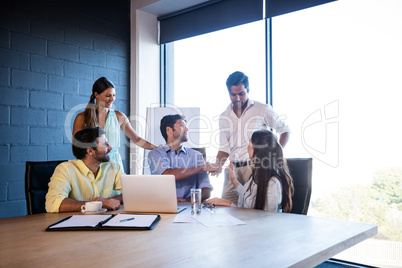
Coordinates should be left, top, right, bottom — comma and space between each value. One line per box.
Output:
48, 215, 111, 229
173, 212, 197, 223
102, 214, 158, 228
174, 212, 246, 227
193, 213, 245, 227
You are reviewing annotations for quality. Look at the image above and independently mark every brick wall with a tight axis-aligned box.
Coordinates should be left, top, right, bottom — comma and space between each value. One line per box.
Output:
0, 0, 130, 218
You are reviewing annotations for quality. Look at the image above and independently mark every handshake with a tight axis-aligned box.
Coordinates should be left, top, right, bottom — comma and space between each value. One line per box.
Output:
202, 162, 222, 176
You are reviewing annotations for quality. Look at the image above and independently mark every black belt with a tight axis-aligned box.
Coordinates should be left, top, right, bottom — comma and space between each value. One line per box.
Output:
231, 161, 250, 168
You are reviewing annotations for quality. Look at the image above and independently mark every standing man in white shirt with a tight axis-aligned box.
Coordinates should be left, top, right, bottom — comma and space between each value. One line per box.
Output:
213, 71, 290, 205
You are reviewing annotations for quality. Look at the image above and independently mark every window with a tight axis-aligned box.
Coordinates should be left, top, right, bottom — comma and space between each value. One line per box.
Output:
163, 0, 402, 266
272, 0, 402, 266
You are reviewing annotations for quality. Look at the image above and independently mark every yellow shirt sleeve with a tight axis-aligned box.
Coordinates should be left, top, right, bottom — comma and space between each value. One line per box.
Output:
113, 163, 122, 195
45, 163, 71, 213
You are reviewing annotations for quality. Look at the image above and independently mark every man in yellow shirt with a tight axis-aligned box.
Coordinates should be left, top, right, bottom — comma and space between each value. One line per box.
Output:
45, 127, 122, 212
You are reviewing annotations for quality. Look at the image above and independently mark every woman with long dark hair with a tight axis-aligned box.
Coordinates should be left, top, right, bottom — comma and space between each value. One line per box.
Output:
205, 129, 294, 212
73, 77, 157, 172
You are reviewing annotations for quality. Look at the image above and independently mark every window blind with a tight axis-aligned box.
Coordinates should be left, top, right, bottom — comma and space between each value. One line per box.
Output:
159, 0, 337, 44
159, 0, 263, 44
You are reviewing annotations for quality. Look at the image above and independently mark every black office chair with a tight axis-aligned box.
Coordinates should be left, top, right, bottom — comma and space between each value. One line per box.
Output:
286, 158, 312, 215
191, 147, 206, 161
25, 160, 67, 215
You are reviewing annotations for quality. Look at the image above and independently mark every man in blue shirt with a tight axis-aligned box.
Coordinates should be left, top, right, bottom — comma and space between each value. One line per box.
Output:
148, 114, 219, 202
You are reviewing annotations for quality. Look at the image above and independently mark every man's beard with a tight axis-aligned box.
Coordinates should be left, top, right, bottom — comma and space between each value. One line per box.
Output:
181, 135, 188, 142
93, 151, 110, 162
173, 130, 187, 143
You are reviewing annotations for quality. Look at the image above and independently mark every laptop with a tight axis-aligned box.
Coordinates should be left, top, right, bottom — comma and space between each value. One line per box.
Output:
121, 174, 186, 214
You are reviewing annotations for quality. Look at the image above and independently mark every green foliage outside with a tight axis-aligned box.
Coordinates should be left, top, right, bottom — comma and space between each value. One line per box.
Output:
371, 168, 402, 206
311, 167, 402, 241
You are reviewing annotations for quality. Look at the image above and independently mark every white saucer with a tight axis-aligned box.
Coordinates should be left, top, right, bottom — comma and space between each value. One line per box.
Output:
81, 208, 107, 215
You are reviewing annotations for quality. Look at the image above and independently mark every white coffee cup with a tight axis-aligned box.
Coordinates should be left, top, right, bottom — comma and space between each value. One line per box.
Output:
81, 201, 103, 212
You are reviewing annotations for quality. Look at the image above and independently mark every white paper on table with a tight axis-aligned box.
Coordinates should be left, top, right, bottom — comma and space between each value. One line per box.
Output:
192, 213, 246, 227
173, 212, 197, 223
102, 214, 158, 227
49, 215, 111, 229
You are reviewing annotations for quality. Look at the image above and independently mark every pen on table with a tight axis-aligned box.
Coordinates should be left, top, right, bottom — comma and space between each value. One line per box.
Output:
118, 217, 135, 223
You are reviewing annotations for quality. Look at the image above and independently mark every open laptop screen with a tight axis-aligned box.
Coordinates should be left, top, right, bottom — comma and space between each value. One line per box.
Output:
121, 174, 184, 213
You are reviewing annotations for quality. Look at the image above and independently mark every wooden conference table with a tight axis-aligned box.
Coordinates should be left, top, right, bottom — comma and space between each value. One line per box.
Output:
0, 204, 377, 268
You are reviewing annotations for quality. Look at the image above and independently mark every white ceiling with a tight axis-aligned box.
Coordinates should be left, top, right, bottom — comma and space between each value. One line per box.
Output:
139, 0, 211, 16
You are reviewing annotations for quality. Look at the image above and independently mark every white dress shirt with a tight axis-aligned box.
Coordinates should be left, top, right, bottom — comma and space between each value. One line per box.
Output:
218, 100, 290, 162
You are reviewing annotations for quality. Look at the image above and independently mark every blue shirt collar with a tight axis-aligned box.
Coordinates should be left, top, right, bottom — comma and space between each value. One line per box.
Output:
163, 144, 187, 155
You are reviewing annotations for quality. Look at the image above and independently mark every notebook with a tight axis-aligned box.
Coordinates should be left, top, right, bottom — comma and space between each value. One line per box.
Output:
46, 214, 161, 231
121, 174, 186, 214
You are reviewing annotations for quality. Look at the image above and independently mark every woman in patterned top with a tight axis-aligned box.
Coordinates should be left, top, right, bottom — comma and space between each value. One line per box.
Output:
205, 129, 294, 212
